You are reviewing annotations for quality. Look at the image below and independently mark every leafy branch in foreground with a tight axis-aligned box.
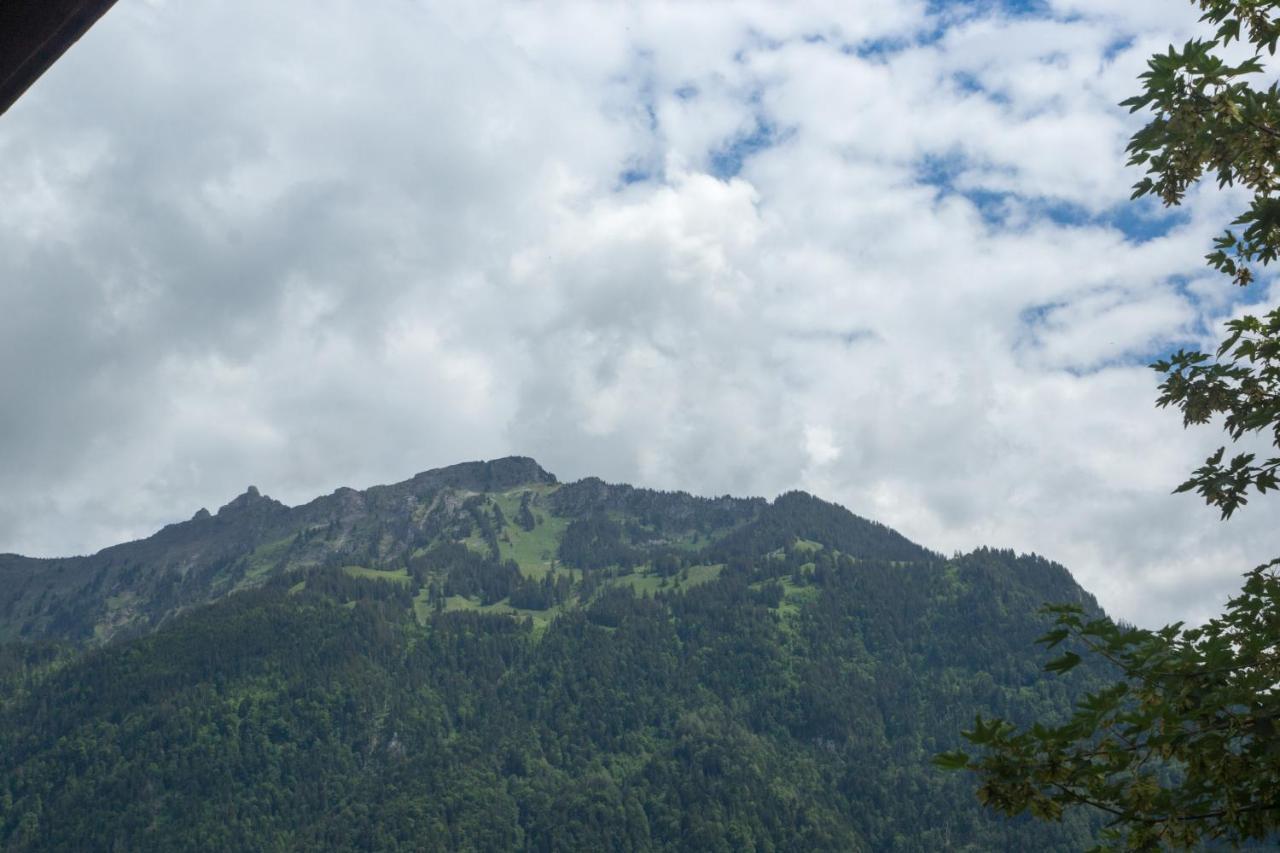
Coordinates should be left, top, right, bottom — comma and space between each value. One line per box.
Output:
938, 2, 1280, 846
1154, 311, 1280, 519
937, 559, 1280, 850
1123, 0, 1280, 518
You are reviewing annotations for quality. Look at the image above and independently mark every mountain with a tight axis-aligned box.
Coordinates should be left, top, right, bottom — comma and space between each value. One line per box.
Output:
0, 457, 1108, 850
0, 456, 927, 646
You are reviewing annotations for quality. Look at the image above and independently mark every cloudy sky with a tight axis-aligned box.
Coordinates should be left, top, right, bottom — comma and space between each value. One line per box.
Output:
2, 0, 1275, 627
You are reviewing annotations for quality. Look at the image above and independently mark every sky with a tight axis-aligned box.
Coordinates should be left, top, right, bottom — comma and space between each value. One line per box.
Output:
1, 0, 1275, 628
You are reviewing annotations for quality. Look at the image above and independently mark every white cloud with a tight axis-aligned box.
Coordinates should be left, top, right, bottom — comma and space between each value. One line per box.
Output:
0, 0, 1272, 628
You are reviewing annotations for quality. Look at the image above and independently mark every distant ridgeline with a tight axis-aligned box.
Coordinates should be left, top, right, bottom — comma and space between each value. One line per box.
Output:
0, 457, 1107, 850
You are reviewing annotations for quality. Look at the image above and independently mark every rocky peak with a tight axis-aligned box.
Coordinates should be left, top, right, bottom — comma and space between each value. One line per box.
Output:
216, 485, 285, 517
411, 456, 557, 493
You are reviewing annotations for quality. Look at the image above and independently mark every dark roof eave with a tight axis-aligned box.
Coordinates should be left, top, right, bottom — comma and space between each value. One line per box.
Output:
0, 0, 120, 117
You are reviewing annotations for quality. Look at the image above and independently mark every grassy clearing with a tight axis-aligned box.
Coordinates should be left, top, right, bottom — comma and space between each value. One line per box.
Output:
489, 484, 559, 522
442, 594, 481, 612
238, 535, 296, 587
611, 571, 669, 596
608, 563, 724, 595
461, 533, 493, 556
342, 566, 411, 585
441, 593, 559, 639
413, 587, 434, 624
683, 563, 724, 587
662, 531, 709, 552
225, 534, 310, 593
105, 591, 136, 611
499, 512, 570, 578
775, 576, 820, 620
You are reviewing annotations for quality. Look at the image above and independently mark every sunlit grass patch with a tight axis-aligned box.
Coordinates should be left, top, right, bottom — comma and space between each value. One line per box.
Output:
342, 566, 411, 585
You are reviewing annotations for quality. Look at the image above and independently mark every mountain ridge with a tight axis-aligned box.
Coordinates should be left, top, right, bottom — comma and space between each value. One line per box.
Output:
1, 456, 964, 645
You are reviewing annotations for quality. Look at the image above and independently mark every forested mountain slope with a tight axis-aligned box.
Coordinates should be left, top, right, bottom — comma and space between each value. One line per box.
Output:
0, 457, 1108, 850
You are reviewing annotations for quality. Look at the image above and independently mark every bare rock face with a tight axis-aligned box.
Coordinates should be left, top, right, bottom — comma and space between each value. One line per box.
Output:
410, 456, 557, 493
217, 485, 286, 517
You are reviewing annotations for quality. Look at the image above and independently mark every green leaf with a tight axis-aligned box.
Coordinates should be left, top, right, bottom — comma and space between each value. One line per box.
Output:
932, 750, 971, 771
1043, 651, 1082, 674
1037, 628, 1071, 649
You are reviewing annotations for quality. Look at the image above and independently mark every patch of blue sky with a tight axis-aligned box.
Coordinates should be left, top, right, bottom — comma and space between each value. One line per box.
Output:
1017, 301, 1064, 329
1106, 197, 1191, 244
609, 52, 662, 189
607, 48, 659, 132
1062, 323, 1246, 375
843, 36, 916, 60
614, 146, 664, 189
638, 89, 658, 133
849, 0, 1068, 61
926, 0, 1052, 18
951, 71, 984, 95
1055, 354, 1174, 378
732, 29, 785, 64
709, 117, 791, 180
617, 167, 651, 188
1179, 271, 1278, 336
1159, 275, 1261, 340
1015, 270, 1277, 373
1104, 35, 1136, 62
917, 153, 1190, 242
1014, 301, 1197, 374
1235, 274, 1274, 307
841, 3, 975, 58
673, 84, 698, 101
949, 71, 1013, 105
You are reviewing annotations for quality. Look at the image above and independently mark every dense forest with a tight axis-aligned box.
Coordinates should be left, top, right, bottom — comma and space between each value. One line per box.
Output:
0, 458, 1109, 850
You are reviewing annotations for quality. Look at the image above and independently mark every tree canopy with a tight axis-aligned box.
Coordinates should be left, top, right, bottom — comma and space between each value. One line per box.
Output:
940, 1, 1280, 848
1135, 0, 1280, 519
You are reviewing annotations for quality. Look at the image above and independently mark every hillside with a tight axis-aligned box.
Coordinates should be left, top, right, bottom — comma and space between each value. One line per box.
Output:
0, 457, 929, 646
0, 457, 1108, 850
